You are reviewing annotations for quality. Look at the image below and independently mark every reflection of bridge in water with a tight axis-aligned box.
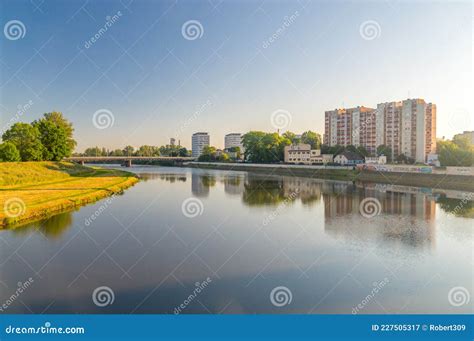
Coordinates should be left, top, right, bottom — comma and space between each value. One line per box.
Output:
66, 156, 196, 167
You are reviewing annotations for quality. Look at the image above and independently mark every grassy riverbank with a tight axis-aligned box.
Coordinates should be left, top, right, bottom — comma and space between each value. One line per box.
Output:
0, 162, 138, 228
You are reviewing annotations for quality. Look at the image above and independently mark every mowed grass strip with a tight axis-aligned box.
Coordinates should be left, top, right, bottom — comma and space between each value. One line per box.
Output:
0, 162, 139, 227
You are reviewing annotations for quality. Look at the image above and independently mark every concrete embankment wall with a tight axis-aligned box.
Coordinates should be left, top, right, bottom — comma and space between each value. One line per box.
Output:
184, 162, 474, 192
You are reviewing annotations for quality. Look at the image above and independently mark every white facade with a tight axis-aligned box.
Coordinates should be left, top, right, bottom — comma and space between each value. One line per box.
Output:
192, 132, 210, 157
365, 156, 387, 164
224, 133, 244, 152
284, 144, 323, 164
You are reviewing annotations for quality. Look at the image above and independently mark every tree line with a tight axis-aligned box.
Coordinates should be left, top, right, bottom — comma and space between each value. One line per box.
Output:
0, 112, 76, 162
77, 144, 189, 157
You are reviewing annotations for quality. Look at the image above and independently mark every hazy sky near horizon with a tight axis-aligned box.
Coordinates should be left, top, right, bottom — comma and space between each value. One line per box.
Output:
0, 0, 472, 151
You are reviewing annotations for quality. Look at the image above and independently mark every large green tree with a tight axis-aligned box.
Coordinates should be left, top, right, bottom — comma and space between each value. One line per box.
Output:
437, 137, 473, 166
2, 123, 44, 161
34, 120, 71, 160
34, 112, 76, 155
300, 131, 322, 149
0, 142, 21, 162
242, 131, 291, 163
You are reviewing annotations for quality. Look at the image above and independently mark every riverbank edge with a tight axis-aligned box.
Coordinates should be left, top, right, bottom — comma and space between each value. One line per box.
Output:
0, 166, 139, 228
184, 162, 474, 192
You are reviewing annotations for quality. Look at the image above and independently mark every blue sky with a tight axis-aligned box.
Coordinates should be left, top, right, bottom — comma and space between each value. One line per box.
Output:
0, 0, 472, 151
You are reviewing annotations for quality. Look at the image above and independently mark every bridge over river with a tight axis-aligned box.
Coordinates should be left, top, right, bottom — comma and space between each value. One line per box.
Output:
66, 156, 196, 167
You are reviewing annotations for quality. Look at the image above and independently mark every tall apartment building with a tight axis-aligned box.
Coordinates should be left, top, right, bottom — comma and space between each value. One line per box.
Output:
224, 133, 244, 152
192, 132, 210, 158
324, 106, 378, 154
324, 99, 436, 162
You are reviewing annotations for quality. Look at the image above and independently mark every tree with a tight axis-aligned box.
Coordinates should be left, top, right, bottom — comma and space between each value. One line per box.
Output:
123, 145, 134, 156
34, 120, 70, 160
84, 146, 103, 156
33, 112, 76, 159
437, 138, 474, 167
2, 123, 44, 161
137, 145, 156, 157
227, 146, 241, 160
0, 142, 21, 161
242, 131, 290, 163
282, 131, 300, 144
218, 152, 230, 162
198, 146, 217, 162
377, 145, 392, 162
300, 131, 322, 149
111, 149, 124, 156
356, 146, 369, 157
178, 147, 188, 157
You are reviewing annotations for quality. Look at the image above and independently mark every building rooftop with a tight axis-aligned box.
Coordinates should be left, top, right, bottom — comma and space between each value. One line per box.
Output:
337, 151, 364, 160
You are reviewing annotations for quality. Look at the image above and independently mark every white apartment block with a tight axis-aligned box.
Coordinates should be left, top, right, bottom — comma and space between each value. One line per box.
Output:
324, 99, 436, 163
192, 132, 210, 158
224, 133, 244, 152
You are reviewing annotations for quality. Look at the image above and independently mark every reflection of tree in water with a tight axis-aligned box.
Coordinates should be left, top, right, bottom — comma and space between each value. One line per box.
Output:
242, 178, 288, 206
240, 175, 323, 206
138, 173, 187, 182
11, 212, 73, 239
437, 196, 474, 218
201, 175, 216, 188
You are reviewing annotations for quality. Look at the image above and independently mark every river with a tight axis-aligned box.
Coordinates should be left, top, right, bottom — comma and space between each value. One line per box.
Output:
0, 166, 472, 314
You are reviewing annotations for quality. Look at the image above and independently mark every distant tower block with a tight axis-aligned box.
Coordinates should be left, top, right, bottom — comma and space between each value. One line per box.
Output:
170, 138, 176, 146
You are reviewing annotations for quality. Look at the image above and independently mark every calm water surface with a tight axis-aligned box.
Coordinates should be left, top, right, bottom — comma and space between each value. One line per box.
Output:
1, 166, 473, 314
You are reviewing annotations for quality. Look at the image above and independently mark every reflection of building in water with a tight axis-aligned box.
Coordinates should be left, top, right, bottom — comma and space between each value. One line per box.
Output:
223, 175, 245, 196
323, 182, 436, 248
281, 177, 322, 205
191, 173, 210, 197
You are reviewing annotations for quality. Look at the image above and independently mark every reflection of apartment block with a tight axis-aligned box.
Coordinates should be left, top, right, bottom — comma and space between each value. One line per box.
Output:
192, 132, 210, 157
191, 173, 209, 197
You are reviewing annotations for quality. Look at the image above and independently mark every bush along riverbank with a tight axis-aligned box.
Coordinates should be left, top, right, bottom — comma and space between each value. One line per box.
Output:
0, 162, 138, 228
